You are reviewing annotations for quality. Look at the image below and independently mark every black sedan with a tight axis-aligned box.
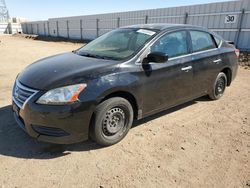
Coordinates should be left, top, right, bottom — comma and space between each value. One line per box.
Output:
12, 24, 238, 146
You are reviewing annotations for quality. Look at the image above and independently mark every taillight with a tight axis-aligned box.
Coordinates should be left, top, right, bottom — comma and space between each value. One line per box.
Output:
235, 49, 240, 58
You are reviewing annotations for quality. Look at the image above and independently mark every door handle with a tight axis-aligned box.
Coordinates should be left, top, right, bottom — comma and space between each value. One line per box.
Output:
181, 66, 192, 72
213, 59, 222, 64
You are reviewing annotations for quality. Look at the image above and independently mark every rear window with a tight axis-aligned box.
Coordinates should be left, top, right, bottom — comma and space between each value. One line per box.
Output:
190, 31, 216, 53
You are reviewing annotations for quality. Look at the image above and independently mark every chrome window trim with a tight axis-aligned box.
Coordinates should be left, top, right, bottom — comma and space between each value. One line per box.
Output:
190, 47, 218, 56
135, 48, 219, 65
218, 40, 223, 48
146, 48, 218, 65
168, 53, 193, 61
135, 28, 221, 65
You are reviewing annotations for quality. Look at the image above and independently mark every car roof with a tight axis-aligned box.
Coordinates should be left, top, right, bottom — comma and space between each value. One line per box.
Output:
122, 23, 205, 31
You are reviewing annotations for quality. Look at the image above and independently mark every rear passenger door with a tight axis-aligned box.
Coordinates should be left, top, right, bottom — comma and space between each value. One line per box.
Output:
189, 30, 222, 96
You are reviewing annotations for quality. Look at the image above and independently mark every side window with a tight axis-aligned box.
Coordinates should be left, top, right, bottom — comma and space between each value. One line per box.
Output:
135, 33, 151, 49
190, 31, 216, 52
151, 31, 188, 58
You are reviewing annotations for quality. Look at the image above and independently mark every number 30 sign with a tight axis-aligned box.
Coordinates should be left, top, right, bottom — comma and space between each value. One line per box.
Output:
225, 15, 237, 24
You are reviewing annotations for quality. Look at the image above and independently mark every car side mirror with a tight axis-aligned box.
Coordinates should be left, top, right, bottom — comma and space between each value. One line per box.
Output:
143, 52, 168, 64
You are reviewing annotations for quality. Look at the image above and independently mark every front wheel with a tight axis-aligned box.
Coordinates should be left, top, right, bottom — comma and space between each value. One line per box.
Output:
90, 97, 134, 146
209, 72, 227, 100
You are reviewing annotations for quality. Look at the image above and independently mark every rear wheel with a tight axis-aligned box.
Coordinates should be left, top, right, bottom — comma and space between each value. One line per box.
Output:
209, 72, 227, 100
91, 97, 133, 146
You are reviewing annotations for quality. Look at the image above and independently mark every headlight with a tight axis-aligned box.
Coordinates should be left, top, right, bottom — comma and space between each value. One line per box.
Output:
36, 84, 87, 105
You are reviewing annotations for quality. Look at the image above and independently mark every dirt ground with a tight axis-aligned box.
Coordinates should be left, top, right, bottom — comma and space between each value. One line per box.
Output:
0, 35, 249, 188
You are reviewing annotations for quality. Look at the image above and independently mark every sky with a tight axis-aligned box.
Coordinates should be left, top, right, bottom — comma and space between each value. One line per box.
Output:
6, 0, 231, 21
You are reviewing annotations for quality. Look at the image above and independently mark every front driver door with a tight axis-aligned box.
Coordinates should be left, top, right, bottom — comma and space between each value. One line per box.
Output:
141, 30, 194, 116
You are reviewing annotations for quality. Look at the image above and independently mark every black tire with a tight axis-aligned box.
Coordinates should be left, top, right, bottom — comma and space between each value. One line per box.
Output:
209, 72, 227, 100
91, 97, 133, 146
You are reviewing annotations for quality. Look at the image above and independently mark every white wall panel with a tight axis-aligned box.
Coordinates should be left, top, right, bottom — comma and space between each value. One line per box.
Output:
21, 0, 250, 50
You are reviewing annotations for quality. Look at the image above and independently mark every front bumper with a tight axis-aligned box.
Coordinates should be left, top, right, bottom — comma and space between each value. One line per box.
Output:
12, 97, 94, 144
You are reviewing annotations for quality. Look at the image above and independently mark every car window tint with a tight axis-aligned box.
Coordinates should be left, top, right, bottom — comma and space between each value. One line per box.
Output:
190, 31, 216, 52
151, 31, 188, 58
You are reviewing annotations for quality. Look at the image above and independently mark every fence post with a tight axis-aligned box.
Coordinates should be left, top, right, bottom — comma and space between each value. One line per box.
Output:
80, 19, 83, 40
25, 24, 28, 34
56, 21, 59, 37
117, 17, 120, 28
67, 20, 69, 39
47, 21, 50, 36
235, 9, 245, 49
145, 15, 148, 24
96, 18, 99, 38
31, 24, 33, 34
184, 12, 188, 24
44, 22, 46, 35
7, 23, 11, 34
37, 24, 39, 35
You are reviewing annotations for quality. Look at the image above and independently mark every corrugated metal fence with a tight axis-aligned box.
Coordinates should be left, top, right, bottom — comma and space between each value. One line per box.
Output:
21, 0, 250, 51
0, 23, 22, 34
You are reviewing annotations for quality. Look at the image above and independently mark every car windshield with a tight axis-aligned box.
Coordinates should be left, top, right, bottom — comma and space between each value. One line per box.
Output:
76, 28, 157, 61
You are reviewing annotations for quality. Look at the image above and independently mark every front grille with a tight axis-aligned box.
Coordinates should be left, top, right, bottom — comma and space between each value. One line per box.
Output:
13, 80, 38, 108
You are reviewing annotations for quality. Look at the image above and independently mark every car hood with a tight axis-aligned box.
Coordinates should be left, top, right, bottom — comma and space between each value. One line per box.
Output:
18, 52, 119, 90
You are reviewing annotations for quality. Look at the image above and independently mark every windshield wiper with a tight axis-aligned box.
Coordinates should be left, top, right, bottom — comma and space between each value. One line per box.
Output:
79, 52, 106, 59
73, 50, 118, 61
